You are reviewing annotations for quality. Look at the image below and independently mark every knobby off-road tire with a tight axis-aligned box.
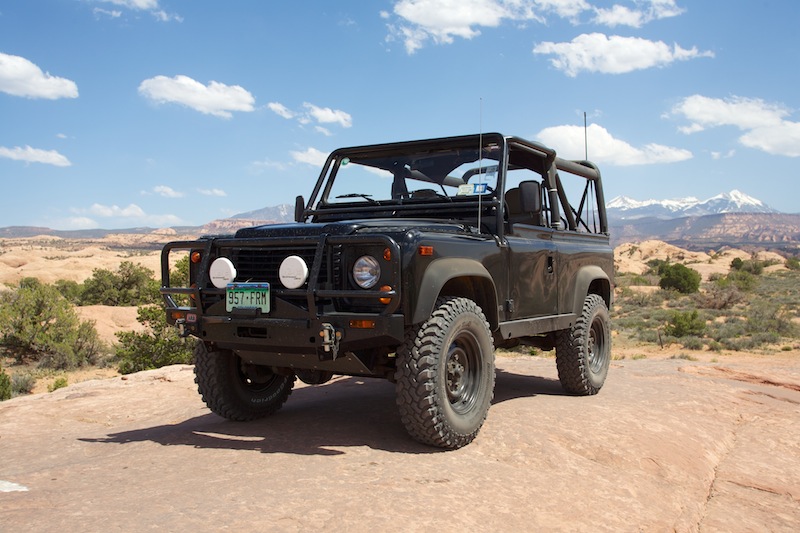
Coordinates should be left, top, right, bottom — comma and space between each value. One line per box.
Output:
395, 297, 495, 449
555, 294, 611, 395
193, 341, 295, 421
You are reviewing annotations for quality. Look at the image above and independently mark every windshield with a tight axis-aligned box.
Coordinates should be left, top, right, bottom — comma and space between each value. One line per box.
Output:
315, 140, 503, 206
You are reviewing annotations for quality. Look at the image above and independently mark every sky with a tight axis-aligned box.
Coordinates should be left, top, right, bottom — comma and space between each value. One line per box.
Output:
1, 0, 799, 230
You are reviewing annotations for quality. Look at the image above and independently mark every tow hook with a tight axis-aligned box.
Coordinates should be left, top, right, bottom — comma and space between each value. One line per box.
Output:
175, 318, 189, 338
320, 323, 342, 360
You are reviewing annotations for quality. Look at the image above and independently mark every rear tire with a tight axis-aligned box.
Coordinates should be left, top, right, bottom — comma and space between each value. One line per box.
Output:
555, 294, 611, 395
395, 297, 495, 449
194, 341, 295, 420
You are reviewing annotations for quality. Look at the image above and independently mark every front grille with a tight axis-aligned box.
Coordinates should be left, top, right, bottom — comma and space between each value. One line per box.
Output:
230, 246, 329, 286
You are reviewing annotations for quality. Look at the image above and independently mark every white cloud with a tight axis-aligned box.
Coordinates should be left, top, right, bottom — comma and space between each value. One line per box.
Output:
290, 147, 329, 167
93, 8, 122, 18
385, 0, 687, 53
303, 103, 352, 128
62, 217, 100, 230
268, 102, 295, 119
536, 123, 693, 166
74, 203, 184, 227
103, 0, 159, 9
0, 52, 78, 99
152, 185, 184, 198
592, 0, 685, 28
268, 101, 352, 131
671, 95, 800, 157
0, 145, 72, 167
533, 33, 713, 76
198, 188, 227, 197
387, 0, 543, 53
249, 158, 289, 173
93, 0, 181, 22
138, 75, 255, 118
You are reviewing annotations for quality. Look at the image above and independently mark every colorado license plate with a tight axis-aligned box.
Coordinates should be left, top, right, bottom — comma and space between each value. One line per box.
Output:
226, 283, 270, 313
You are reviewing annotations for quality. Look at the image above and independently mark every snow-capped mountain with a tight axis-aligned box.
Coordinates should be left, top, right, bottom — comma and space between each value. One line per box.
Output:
607, 190, 779, 220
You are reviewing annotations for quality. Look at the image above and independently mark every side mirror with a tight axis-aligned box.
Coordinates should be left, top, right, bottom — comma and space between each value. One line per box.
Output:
294, 195, 305, 222
519, 181, 542, 214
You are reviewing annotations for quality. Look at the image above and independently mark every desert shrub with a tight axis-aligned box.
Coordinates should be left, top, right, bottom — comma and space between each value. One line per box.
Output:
0, 366, 10, 401
786, 257, 800, 271
80, 261, 160, 306
696, 284, 743, 310
11, 372, 35, 395
730, 257, 744, 271
681, 336, 705, 350
54, 279, 82, 305
0, 278, 102, 369
659, 264, 701, 294
48, 376, 68, 392
115, 305, 194, 374
745, 302, 797, 337
721, 270, 758, 292
664, 309, 706, 338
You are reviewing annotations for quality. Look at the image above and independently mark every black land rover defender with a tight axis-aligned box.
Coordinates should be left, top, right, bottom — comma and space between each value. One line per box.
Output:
160, 133, 614, 449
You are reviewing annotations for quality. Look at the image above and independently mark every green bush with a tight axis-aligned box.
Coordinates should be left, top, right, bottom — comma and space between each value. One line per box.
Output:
0, 366, 11, 401
54, 279, 82, 305
115, 305, 194, 374
664, 309, 706, 338
11, 372, 35, 396
80, 261, 160, 306
48, 376, 68, 392
659, 264, 701, 294
0, 278, 102, 369
786, 257, 800, 271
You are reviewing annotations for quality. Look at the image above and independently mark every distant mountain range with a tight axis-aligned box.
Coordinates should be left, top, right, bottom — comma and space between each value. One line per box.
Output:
1, 192, 797, 253
607, 190, 779, 220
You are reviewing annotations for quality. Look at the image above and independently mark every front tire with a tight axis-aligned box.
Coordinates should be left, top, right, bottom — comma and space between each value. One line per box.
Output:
555, 294, 611, 395
194, 341, 295, 421
395, 297, 495, 449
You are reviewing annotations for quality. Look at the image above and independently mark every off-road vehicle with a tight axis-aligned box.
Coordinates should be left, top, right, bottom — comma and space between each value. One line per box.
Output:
160, 132, 614, 449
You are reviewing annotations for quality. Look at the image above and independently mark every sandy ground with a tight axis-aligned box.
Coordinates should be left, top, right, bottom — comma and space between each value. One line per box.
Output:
1, 354, 798, 532
0, 236, 164, 285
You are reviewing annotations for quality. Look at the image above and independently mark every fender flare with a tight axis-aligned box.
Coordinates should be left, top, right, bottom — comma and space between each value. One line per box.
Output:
412, 258, 498, 327
570, 265, 612, 316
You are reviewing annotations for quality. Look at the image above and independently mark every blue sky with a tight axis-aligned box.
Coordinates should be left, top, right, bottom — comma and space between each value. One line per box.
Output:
1, 0, 798, 230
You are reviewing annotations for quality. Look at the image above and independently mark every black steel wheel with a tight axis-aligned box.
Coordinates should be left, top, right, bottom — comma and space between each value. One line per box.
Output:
555, 294, 611, 395
194, 341, 295, 421
395, 297, 495, 449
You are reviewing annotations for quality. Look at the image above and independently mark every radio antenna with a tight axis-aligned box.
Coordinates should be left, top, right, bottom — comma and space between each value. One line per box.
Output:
584, 111, 588, 161
477, 98, 483, 232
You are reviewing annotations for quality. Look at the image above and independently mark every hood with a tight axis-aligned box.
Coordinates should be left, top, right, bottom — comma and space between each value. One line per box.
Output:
234, 219, 470, 239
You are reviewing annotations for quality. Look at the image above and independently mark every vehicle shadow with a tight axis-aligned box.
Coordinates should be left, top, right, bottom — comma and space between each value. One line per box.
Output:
81, 369, 567, 456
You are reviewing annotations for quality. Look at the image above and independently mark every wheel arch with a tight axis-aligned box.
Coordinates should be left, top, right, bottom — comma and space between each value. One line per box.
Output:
569, 265, 612, 316
411, 258, 499, 329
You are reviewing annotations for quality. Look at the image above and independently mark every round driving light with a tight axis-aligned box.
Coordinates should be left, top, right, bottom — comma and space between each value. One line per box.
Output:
209, 257, 236, 289
279, 255, 309, 289
353, 255, 380, 289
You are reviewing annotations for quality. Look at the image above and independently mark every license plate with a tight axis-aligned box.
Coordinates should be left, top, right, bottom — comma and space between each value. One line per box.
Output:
226, 283, 270, 313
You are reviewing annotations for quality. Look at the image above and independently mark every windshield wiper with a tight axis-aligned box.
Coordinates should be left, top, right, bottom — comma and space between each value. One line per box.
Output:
335, 193, 380, 204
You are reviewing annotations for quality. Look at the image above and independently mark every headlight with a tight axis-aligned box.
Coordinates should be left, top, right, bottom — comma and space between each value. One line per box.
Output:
353, 255, 380, 289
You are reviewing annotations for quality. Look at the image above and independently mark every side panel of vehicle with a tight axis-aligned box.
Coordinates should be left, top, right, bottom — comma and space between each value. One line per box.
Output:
403, 235, 502, 329
504, 225, 559, 319
553, 233, 614, 316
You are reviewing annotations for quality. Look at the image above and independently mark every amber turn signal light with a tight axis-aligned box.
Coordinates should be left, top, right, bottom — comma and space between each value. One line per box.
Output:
379, 285, 393, 305
349, 319, 376, 329
418, 246, 433, 256
190, 251, 202, 264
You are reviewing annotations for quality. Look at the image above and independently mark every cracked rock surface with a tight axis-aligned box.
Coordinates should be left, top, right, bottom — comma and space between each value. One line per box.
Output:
1, 355, 798, 532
